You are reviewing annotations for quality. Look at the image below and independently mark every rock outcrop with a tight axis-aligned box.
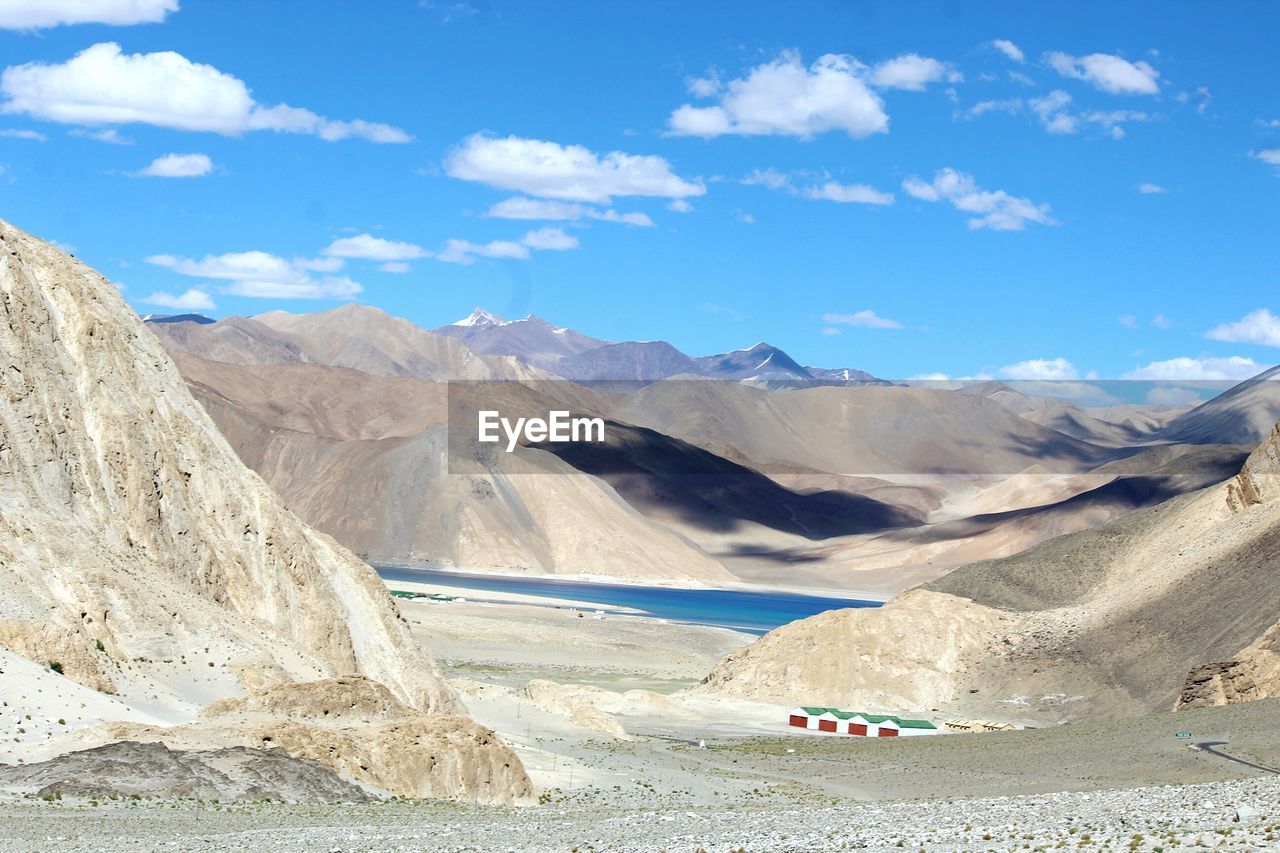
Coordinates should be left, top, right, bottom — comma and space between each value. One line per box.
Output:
0, 740, 370, 803
95, 678, 533, 803
0, 219, 533, 802
0, 218, 453, 713
694, 590, 1012, 712
1176, 430, 1280, 709
1226, 422, 1280, 511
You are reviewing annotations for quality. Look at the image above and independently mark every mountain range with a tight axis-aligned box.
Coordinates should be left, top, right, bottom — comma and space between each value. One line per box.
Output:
431, 308, 880, 383
143, 302, 1280, 593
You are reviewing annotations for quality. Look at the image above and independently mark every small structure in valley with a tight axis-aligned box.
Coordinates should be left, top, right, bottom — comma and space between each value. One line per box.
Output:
787, 707, 938, 737
943, 719, 1018, 733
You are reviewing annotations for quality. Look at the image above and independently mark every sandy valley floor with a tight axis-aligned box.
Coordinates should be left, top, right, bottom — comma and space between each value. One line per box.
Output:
3, 581, 1279, 851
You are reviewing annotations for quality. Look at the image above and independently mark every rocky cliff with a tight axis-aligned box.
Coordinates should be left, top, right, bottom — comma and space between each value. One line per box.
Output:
1177, 425, 1280, 709
0, 219, 531, 802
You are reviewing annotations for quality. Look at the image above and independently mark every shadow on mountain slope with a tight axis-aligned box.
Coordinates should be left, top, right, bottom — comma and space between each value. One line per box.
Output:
541, 422, 923, 539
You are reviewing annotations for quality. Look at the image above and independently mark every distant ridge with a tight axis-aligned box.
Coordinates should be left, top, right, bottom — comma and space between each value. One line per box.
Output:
436, 308, 881, 383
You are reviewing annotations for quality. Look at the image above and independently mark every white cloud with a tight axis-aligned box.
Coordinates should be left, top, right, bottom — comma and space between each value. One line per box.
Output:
437, 239, 528, 265
445, 132, 703, 203
1122, 356, 1266, 380
487, 197, 585, 220
902, 168, 1055, 231
802, 180, 894, 205
379, 261, 410, 274
436, 227, 578, 265
735, 210, 755, 224
135, 152, 211, 177
990, 39, 1025, 63
1253, 149, 1280, 166
685, 72, 721, 98
486, 196, 653, 227
1151, 313, 1173, 329
997, 357, 1079, 380
1, 42, 409, 142
1119, 314, 1137, 328
1177, 85, 1212, 115
0, 127, 43, 140
822, 310, 903, 330
147, 249, 362, 300
1030, 90, 1077, 133
323, 233, 428, 262
667, 199, 693, 213
71, 127, 130, 144
741, 167, 791, 190
1028, 89, 1148, 138
963, 98, 1022, 119
1137, 182, 1166, 194
0, 0, 177, 29
744, 168, 893, 206
1206, 308, 1280, 347
822, 327, 841, 336
666, 51, 888, 140
520, 226, 578, 251
869, 54, 954, 91
1045, 51, 1159, 95
139, 287, 214, 311
593, 208, 654, 226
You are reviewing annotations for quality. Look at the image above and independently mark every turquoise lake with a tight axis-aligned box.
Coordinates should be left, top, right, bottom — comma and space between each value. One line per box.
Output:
376, 565, 880, 635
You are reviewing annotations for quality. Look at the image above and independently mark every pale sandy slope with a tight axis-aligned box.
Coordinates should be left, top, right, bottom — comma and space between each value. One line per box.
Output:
696, 422, 1280, 724
0, 219, 531, 802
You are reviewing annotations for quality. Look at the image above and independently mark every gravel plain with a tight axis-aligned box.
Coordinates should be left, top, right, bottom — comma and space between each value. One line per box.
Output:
0, 775, 1277, 852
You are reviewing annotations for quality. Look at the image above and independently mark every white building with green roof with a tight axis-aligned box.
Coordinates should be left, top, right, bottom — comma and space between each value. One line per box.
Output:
788, 707, 938, 737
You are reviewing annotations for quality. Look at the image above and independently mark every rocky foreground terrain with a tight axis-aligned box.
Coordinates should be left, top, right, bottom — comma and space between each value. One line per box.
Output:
0, 775, 1275, 851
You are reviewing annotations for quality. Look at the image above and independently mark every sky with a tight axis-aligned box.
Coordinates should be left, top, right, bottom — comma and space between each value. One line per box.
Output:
0, 0, 1278, 384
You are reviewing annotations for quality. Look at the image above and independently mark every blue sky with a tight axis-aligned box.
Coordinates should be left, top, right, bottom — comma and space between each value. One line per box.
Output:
0, 0, 1277, 382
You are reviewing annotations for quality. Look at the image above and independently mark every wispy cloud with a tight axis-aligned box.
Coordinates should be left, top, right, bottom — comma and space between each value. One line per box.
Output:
822, 310, 903, 330
436, 227, 579, 265
990, 39, 1025, 63
487, 197, 653, 227
902, 168, 1055, 231
1045, 51, 1159, 95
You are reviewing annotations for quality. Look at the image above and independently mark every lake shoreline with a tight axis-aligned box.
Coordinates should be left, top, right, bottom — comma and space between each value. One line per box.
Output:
376, 564, 881, 635
374, 560, 895, 603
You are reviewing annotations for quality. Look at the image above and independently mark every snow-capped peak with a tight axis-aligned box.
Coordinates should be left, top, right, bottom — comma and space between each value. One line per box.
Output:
454, 307, 509, 327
